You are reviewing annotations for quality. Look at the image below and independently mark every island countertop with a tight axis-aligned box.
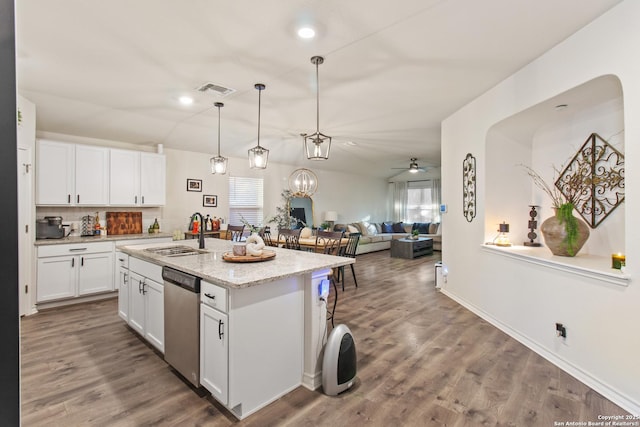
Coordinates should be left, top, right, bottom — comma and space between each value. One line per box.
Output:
119, 238, 354, 289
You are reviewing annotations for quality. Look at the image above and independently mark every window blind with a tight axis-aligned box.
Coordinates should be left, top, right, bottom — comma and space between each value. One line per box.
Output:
228, 176, 264, 227
406, 180, 440, 223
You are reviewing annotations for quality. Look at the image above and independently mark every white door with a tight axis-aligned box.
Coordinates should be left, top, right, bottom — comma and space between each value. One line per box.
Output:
128, 272, 146, 335
36, 256, 76, 302
77, 251, 114, 295
35, 140, 74, 205
109, 149, 140, 205
200, 304, 228, 404
18, 148, 33, 316
140, 152, 165, 206
144, 278, 164, 353
75, 145, 109, 205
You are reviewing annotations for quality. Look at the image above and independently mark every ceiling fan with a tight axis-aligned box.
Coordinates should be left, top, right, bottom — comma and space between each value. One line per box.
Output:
391, 158, 426, 173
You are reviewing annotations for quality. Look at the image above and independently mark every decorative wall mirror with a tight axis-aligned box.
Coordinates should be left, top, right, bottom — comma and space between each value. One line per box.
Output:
288, 196, 314, 229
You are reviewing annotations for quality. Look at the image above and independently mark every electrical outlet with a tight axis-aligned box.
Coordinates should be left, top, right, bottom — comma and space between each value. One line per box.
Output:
318, 279, 330, 300
556, 323, 567, 338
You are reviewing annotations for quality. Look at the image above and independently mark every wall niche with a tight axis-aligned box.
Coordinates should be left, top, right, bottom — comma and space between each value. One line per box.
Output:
485, 74, 625, 259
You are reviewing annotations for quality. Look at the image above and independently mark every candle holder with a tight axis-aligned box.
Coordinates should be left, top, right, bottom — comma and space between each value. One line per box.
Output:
612, 253, 626, 270
524, 205, 541, 247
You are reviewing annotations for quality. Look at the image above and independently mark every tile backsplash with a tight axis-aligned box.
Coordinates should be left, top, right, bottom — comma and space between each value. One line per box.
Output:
36, 206, 163, 236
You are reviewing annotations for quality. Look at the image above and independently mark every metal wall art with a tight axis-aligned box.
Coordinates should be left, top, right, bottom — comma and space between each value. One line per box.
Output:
555, 132, 625, 229
462, 153, 476, 222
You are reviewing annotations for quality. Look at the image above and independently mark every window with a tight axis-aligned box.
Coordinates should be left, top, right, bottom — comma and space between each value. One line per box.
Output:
228, 176, 264, 227
406, 180, 440, 223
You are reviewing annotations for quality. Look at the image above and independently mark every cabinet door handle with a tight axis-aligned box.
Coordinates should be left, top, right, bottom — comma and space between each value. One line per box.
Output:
138, 279, 142, 294
77, 194, 80, 203
218, 319, 224, 340
141, 196, 145, 205
71, 258, 75, 267
142, 279, 147, 295
123, 272, 128, 284
81, 257, 84, 267
68, 194, 71, 204
135, 195, 138, 204
204, 293, 216, 300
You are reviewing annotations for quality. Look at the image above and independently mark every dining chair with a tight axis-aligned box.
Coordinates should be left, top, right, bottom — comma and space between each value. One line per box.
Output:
258, 226, 275, 247
278, 228, 302, 250
225, 224, 245, 241
338, 232, 360, 291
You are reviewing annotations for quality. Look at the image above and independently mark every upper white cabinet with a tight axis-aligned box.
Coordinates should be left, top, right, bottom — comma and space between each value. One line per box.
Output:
109, 149, 165, 206
36, 140, 109, 206
36, 140, 75, 205
37, 140, 165, 206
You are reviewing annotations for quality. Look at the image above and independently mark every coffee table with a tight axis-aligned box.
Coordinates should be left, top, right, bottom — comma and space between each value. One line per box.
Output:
390, 237, 433, 259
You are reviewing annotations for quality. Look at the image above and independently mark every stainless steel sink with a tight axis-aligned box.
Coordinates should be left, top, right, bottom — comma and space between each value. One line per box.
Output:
144, 246, 206, 257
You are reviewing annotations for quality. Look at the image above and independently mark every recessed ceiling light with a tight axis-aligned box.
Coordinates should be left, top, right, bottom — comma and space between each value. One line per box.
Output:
297, 27, 316, 39
345, 141, 357, 146
179, 96, 194, 105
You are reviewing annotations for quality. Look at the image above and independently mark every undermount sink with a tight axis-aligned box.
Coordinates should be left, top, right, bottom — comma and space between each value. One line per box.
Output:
144, 246, 206, 257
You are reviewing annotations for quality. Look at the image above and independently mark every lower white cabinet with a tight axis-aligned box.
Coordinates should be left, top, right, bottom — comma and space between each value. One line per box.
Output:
115, 251, 129, 322
128, 258, 164, 353
37, 242, 114, 303
200, 303, 229, 404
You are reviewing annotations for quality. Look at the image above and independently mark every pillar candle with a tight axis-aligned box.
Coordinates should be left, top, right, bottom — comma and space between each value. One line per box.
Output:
611, 253, 626, 269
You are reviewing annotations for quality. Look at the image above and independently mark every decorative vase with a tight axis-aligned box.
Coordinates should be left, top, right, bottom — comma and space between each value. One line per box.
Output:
540, 207, 590, 257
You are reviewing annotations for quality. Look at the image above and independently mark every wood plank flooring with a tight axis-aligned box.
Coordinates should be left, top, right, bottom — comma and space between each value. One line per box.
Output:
21, 250, 627, 426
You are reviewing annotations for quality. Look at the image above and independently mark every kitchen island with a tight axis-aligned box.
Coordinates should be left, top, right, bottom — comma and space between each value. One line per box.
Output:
119, 238, 354, 420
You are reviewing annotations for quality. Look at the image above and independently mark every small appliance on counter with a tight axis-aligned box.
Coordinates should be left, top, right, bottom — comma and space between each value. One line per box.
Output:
36, 216, 70, 239
81, 215, 97, 237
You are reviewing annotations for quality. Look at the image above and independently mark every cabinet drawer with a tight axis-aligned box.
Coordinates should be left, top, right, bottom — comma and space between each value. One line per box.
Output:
201, 280, 227, 313
115, 251, 129, 269
38, 241, 114, 257
129, 257, 163, 283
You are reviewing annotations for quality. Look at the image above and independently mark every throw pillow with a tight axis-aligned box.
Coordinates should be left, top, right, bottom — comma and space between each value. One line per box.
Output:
357, 221, 369, 236
367, 223, 378, 236
429, 222, 440, 234
381, 222, 393, 233
374, 223, 382, 234
347, 224, 359, 234
392, 222, 405, 233
418, 222, 430, 233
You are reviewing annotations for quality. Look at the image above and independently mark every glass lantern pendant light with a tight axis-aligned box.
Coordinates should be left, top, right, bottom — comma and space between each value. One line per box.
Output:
248, 83, 269, 169
303, 55, 331, 160
210, 102, 228, 174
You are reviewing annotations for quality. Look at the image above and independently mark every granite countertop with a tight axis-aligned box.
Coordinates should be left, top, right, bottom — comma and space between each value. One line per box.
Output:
34, 232, 173, 246
120, 238, 354, 289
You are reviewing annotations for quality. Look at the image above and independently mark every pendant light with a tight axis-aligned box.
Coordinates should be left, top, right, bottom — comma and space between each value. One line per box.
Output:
303, 55, 332, 160
248, 83, 269, 169
210, 102, 228, 174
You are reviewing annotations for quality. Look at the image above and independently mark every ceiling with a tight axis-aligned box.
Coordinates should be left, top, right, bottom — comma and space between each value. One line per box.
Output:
16, 0, 622, 179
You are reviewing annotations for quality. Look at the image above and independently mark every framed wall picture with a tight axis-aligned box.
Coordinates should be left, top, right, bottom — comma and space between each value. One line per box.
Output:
187, 179, 202, 192
203, 195, 218, 207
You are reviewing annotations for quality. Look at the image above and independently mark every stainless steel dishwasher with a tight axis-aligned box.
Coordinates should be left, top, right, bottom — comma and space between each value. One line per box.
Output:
162, 266, 201, 387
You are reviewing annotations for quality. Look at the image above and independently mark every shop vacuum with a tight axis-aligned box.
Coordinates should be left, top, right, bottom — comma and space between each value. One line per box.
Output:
322, 324, 357, 396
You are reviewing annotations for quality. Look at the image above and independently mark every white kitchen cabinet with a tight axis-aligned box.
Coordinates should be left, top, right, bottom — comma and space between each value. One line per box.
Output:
140, 152, 166, 206
36, 255, 76, 301
36, 241, 114, 303
36, 140, 74, 205
200, 303, 229, 404
74, 144, 109, 205
109, 149, 165, 206
36, 140, 109, 206
128, 258, 164, 353
115, 251, 129, 322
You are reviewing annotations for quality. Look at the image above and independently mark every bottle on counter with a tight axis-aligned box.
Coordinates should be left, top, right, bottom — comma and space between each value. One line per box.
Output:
152, 218, 160, 233
94, 212, 101, 236
192, 216, 200, 234
205, 214, 212, 231
212, 216, 220, 231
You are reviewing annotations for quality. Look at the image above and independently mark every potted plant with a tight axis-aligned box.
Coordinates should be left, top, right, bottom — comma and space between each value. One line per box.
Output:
411, 229, 420, 240
522, 165, 589, 257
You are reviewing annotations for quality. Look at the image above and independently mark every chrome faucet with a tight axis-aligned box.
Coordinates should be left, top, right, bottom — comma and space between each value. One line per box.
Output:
191, 212, 205, 249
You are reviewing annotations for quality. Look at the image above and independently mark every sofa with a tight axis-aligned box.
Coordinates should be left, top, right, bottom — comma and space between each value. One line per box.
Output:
334, 221, 441, 255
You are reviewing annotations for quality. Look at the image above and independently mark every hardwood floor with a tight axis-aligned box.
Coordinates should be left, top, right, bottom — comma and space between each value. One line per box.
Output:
21, 250, 627, 426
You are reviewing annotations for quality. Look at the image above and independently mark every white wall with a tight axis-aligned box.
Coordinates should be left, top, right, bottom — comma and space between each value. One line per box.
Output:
162, 148, 389, 232
441, 0, 640, 413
